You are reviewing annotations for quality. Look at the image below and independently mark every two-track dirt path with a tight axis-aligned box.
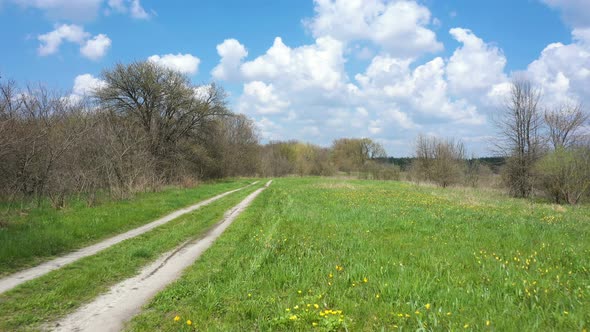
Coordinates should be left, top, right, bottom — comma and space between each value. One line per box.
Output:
51, 180, 272, 332
0, 181, 258, 295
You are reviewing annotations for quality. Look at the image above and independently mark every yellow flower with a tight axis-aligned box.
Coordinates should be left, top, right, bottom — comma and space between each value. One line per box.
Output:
564, 311, 569, 315
314, 304, 320, 309
298, 290, 302, 294
294, 305, 299, 310
425, 303, 431, 310
363, 277, 368, 283
312, 322, 318, 327
186, 320, 192, 326
464, 324, 469, 328
248, 293, 252, 297
415, 310, 420, 315
173, 315, 180, 322
375, 294, 380, 299
289, 315, 298, 321
486, 320, 491, 326
329, 273, 333, 278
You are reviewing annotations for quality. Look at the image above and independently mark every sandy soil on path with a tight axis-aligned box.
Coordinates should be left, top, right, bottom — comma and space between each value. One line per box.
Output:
50, 180, 272, 332
0, 182, 258, 295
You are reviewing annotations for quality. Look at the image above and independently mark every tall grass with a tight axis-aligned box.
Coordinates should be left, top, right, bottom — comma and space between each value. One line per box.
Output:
0, 179, 253, 276
127, 178, 590, 331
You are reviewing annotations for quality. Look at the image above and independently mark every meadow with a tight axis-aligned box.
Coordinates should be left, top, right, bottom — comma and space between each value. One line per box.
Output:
0, 181, 264, 331
126, 177, 590, 331
0, 178, 253, 276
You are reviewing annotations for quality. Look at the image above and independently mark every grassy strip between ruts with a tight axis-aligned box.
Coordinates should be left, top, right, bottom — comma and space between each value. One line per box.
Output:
0, 178, 254, 276
0, 181, 264, 331
126, 177, 589, 331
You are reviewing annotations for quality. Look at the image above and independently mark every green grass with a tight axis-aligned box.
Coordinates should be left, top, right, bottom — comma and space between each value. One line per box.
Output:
126, 178, 590, 331
0, 181, 264, 331
0, 179, 254, 276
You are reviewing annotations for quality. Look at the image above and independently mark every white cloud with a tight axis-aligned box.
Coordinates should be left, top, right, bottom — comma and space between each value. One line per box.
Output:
37, 24, 89, 56
541, 0, 590, 28
129, 0, 150, 19
37, 24, 111, 60
212, 39, 248, 81
8, 0, 151, 21
73, 73, 106, 96
526, 28, 590, 107
238, 81, 290, 115
305, 0, 442, 58
11, 0, 103, 21
80, 34, 111, 60
147, 53, 201, 75
446, 28, 507, 94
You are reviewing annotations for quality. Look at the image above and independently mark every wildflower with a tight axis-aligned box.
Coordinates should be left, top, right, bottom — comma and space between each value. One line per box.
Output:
173, 315, 180, 322
314, 304, 319, 309
312, 322, 318, 327
329, 273, 333, 278
363, 277, 368, 283
486, 320, 491, 326
415, 310, 420, 315
464, 324, 469, 328
425, 303, 431, 310
375, 294, 380, 299
186, 320, 192, 326
564, 311, 569, 315
248, 293, 252, 297
289, 315, 298, 321
298, 290, 302, 294
294, 305, 299, 310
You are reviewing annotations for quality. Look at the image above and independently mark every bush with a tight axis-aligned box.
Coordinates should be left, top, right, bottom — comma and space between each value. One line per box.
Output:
536, 147, 590, 205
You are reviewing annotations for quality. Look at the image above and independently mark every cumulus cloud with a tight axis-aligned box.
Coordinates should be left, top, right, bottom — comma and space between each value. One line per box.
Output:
541, 0, 590, 28
80, 34, 111, 60
238, 81, 290, 115
147, 53, 201, 75
64, 73, 106, 104
446, 28, 507, 94
305, 0, 442, 58
37, 24, 89, 55
526, 28, 590, 106
212, 39, 248, 81
37, 24, 111, 60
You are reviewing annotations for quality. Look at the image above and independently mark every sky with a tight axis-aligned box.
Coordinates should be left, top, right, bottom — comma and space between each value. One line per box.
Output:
1, 0, 589, 157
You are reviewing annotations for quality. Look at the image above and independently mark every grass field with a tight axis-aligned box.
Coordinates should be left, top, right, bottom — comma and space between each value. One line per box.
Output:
126, 178, 590, 331
0, 179, 254, 276
0, 181, 264, 331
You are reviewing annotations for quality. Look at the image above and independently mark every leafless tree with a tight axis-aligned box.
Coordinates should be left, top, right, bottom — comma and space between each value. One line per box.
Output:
412, 135, 466, 188
544, 102, 588, 149
495, 78, 544, 197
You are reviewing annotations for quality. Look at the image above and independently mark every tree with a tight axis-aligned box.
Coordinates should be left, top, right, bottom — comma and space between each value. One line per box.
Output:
331, 138, 386, 173
544, 102, 588, 149
495, 78, 544, 198
95, 61, 230, 180
412, 135, 465, 188
536, 147, 590, 204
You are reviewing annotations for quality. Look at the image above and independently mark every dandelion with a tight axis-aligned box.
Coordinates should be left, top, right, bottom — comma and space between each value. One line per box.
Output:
486, 320, 491, 326
298, 290, 302, 294
174, 315, 180, 322
564, 311, 569, 315
464, 324, 469, 328
363, 277, 368, 283
248, 293, 252, 297
375, 294, 380, 299
314, 304, 319, 309
294, 305, 299, 310
425, 303, 431, 310
312, 322, 318, 327
289, 315, 298, 321
329, 273, 333, 278
186, 320, 192, 326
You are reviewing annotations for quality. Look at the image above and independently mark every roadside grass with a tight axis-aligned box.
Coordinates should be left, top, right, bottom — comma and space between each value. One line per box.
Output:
0, 181, 264, 331
127, 177, 590, 331
0, 178, 254, 276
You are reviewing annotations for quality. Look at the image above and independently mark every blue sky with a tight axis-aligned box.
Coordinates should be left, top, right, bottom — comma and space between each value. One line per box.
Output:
1, 0, 589, 156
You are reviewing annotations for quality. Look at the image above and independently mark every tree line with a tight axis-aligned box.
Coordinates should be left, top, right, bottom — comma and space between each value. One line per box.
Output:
1, 63, 589, 207
0, 61, 396, 207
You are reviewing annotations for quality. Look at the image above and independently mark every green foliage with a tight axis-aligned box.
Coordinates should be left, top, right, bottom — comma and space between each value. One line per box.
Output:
536, 147, 590, 204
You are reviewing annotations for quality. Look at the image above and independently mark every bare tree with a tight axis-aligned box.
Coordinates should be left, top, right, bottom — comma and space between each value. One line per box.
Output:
544, 102, 588, 149
412, 135, 466, 188
495, 78, 544, 198
95, 61, 231, 180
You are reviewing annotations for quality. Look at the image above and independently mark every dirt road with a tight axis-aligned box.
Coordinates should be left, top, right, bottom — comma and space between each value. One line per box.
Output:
51, 180, 271, 332
0, 182, 258, 295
